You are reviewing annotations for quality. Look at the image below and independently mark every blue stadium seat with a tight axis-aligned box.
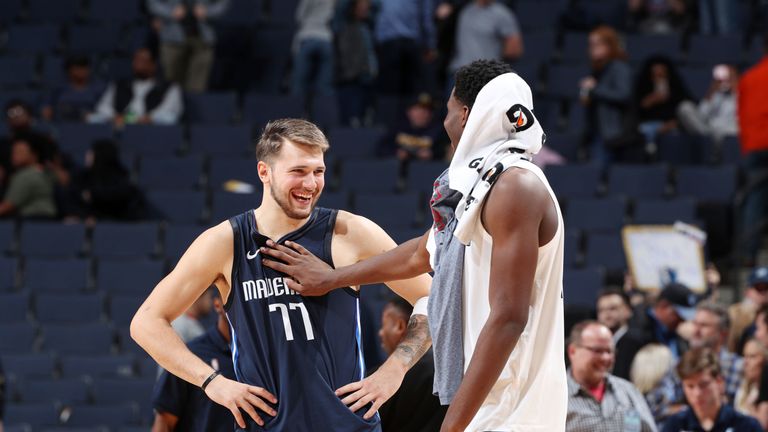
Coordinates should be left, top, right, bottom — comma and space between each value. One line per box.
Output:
608, 164, 668, 199
109, 295, 144, 327
242, 94, 304, 130
547, 64, 591, 100
685, 34, 742, 65
164, 224, 204, 260
405, 160, 448, 195
0, 323, 37, 354
147, 190, 206, 224
511, 61, 539, 91
625, 34, 681, 65
656, 134, 701, 165
219, 0, 262, 24
209, 158, 261, 190
68, 25, 121, 55
374, 95, 405, 126
0, 221, 15, 254
41, 55, 67, 88
96, 259, 164, 295
516, 0, 562, 32
64, 404, 140, 429
676, 165, 737, 203
566, 198, 626, 232
633, 198, 697, 224
186, 92, 238, 124
189, 124, 252, 157
88, 0, 141, 23
339, 159, 400, 193
546, 164, 602, 200
41, 324, 114, 355
22, 378, 90, 404
0, 57, 38, 88
5, 25, 60, 54
0, 309, 28, 337
24, 259, 89, 292
269, 0, 299, 22
4, 403, 61, 428
310, 96, 341, 129
138, 156, 203, 190
583, 233, 626, 272
0, 257, 18, 291
714, 135, 741, 165
92, 378, 155, 418
28, 0, 81, 22
559, 32, 589, 63
318, 191, 351, 211
564, 231, 581, 269
102, 56, 133, 81
0, 0, 22, 24
121, 125, 184, 157
327, 127, 385, 159
354, 192, 420, 230
679, 66, 713, 100
517, 32, 555, 65
210, 191, 261, 222
563, 267, 604, 307
0, 353, 56, 379
19, 223, 86, 257
57, 123, 114, 162
116, 326, 143, 356
35, 293, 104, 324
91, 223, 159, 258
544, 132, 581, 162
60, 354, 136, 379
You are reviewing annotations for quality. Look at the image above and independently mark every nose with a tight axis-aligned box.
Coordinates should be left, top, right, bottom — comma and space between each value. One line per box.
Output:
302, 174, 317, 190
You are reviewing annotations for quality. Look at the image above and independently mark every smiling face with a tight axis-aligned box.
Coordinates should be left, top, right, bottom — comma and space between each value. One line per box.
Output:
744, 340, 766, 383
259, 139, 326, 220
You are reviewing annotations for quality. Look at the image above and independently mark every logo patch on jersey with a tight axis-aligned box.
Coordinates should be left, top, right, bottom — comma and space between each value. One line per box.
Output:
506, 104, 535, 133
246, 249, 260, 260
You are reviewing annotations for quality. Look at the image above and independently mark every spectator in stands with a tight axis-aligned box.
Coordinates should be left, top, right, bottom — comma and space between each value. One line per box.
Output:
87, 48, 183, 127
566, 320, 657, 432
333, 0, 379, 126
293, 0, 336, 98
579, 26, 635, 164
377, 296, 447, 431
597, 288, 645, 380
662, 347, 762, 431
173, 287, 214, 343
0, 134, 57, 219
378, 93, 444, 162
629, 283, 698, 361
677, 64, 739, 143
374, 0, 436, 95
631, 344, 681, 425
698, 0, 740, 34
67, 139, 145, 221
0, 100, 56, 194
152, 290, 235, 431
729, 267, 768, 353
448, 0, 523, 77
41, 56, 105, 123
629, 0, 690, 34
633, 55, 693, 146
738, 33, 768, 264
147, 0, 230, 93
689, 302, 743, 403
735, 339, 767, 422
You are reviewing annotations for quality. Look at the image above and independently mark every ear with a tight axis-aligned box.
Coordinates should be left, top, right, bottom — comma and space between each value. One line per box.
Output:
257, 160, 270, 183
460, 105, 470, 128
395, 318, 408, 335
567, 343, 576, 360
213, 297, 225, 315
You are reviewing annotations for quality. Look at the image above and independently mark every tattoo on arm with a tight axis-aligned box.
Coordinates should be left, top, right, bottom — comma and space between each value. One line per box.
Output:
394, 314, 431, 369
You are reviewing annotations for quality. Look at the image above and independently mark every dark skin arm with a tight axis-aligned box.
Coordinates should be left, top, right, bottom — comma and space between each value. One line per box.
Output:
260, 230, 432, 295
151, 412, 179, 432
440, 168, 552, 432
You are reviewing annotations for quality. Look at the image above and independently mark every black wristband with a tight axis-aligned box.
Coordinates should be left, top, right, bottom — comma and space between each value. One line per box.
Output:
201, 371, 220, 392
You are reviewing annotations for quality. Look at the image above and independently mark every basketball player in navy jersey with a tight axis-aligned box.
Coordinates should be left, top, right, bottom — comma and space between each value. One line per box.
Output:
131, 119, 432, 431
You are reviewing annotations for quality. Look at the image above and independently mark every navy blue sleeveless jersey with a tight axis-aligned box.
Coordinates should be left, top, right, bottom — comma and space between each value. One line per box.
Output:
226, 207, 381, 432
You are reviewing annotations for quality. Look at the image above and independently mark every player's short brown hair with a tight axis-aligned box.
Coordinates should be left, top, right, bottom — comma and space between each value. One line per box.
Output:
256, 118, 329, 163
676, 347, 721, 381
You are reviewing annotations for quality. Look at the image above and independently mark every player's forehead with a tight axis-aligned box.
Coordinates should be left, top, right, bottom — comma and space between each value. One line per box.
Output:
273, 139, 325, 168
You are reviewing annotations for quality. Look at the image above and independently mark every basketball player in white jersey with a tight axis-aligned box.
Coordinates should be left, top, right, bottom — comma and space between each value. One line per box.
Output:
262, 59, 567, 431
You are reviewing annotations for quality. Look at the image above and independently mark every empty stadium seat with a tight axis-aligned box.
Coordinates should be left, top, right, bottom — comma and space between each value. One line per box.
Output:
310, 96, 341, 129
164, 224, 204, 260
676, 165, 737, 204
547, 64, 591, 100
327, 127, 385, 159
91, 223, 160, 258
625, 34, 681, 65
5, 25, 60, 54
60, 354, 137, 379
28, 0, 81, 22
109, 295, 145, 326
559, 32, 589, 63
121, 125, 184, 157
242, 94, 304, 130
96, 259, 164, 295
0, 221, 15, 254
210, 191, 261, 223
563, 230, 581, 269
91, 377, 155, 418
679, 66, 713, 99
35, 293, 104, 324
209, 158, 261, 190
88, 0, 141, 23
21, 378, 90, 405
685, 34, 743, 65
318, 191, 351, 211
354, 192, 420, 230
583, 233, 626, 272
138, 156, 203, 190
24, 258, 89, 292
633, 198, 697, 224
19, 223, 86, 258
41, 324, 114, 356
563, 267, 604, 308
0, 323, 37, 354
545, 132, 581, 162
566, 198, 626, 232
0, 0, 22, 24
546, 164, 602, 200
0, 257, 18, 291
405, 160, 448, 195
189, 124, 252, 157
4, 403, 61, 428
0, 57, 38, 88
186, 92, 238, 124
608, 164, 668, 199
57, 123, 114, 162
339, 159, 400, 193
517, 32, 555, 65
0, 352, 56, 379
0, 292, 29, 323
68, 25, 121, 55
64, 404, 140, 429
147, 190, 206, 224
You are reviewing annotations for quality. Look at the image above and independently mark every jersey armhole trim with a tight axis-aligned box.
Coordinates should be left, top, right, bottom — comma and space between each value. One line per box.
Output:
224, 215, 241, 311
326, 208, 360, 299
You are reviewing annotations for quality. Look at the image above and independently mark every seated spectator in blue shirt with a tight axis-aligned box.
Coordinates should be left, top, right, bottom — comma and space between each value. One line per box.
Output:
152, 290, 234, 432
630, 283, 699, 361
662, 347, 762, 432
41, 56, 105, 122
378, 93, 445, 162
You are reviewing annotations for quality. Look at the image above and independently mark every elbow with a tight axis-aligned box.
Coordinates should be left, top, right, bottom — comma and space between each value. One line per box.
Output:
488, 307, 528, 337
129, 310, 149, 348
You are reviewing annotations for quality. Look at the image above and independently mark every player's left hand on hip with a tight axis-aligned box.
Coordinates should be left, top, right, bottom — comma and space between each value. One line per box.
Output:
335, 363, 406, 420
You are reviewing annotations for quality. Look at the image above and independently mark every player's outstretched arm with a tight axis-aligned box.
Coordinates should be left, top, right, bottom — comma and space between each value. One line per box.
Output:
131, 222, 277, 428
261, 212, 433, 296
440, 170, 545, 432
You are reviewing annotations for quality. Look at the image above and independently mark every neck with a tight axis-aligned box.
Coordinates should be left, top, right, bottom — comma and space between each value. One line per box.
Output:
573, 369, 603, 390
217, 316, 231, 343
692, 402, 721, 426
254, 196, 311, 240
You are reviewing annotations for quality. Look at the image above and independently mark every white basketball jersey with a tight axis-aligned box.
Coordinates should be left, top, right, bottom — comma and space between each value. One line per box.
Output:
431, 160, 567, 431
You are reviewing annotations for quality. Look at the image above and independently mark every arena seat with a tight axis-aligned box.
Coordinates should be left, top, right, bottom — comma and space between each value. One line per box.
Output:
24, 258, 90, 292
96, 258, 164, 295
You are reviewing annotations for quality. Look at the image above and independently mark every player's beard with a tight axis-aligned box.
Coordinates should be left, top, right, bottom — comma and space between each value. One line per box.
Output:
270, 182, 316, 220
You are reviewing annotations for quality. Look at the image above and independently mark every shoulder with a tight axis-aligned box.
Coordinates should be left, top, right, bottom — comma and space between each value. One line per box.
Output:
334, 210, 384, 238
333, 210, 396, 260
485, 166, 549, 218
